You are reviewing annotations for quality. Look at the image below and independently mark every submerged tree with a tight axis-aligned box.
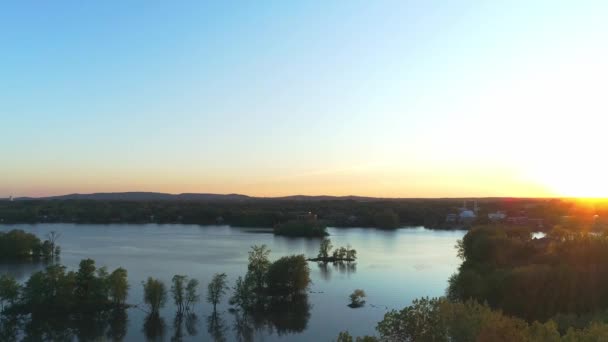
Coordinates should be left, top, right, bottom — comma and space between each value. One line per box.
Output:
318, 238, 333, 259
348, 289, 366, 308
229, 275, 255, 310
185, 278, 200, 312
143, 277, 168, 315
207, 273, 229, 312
247, 245, 271, 291
345, 244, 357, 261
108, 268, 129, 305
171, 275, 187, 313
46, 231, 62, 258
265, 255, 310, 296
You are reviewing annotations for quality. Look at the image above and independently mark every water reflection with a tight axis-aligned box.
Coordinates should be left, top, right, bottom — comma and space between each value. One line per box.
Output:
170, 312, 199, 341
318, 261, 356, 281
240, 293, 311, 336
143, 313, 165, 341
318, 262, 331, 280
207, 312, 228, 342
334, 261, 357, 275
6, 309, 129, 342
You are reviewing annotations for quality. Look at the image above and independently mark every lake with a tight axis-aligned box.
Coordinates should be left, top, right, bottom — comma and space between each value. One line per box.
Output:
0, 224, 465, 341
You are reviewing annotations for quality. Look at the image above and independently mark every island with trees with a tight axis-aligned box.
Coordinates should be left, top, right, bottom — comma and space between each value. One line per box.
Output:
307, 238, 357, 263
273, 219, 328, 237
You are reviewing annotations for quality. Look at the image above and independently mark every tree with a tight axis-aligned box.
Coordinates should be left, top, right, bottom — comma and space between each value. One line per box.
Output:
349, 289, 366, 308
229, 275, 254, 310
0, 275, 20, 312
207, 273, 229, 312
185, 278, 200, 311
46, 230, 61, 258
345, 244, 357, 261
75, 259, 97, 302
247, 245, 271, 291
108, 268, 129, 305
171, 275, 187, 312
143, 277, 167, 314
318, 238, 333, 259
265, 255, 310, 296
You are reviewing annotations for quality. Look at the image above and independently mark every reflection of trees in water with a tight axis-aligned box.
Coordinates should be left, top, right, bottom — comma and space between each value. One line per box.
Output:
143, 313, 166, 341
171, 312, 198, 341
318, 262, 331, 280
318, 261, 356, 280
232, 293, 311, 339
207, 311, 227, 342
185, 312, 199, 336
334, 261, 356, 275
107, 309, 128, 341
12, 309, 128, 342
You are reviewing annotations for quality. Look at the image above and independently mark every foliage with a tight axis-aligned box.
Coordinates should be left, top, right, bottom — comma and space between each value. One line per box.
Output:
318, 238, 333, 259
340, 297, 608, 342
171, 275, 188, 312
207, 273, 229, 311
336, 331, 378, 342
349, 289, 366, 308
185, 278, 200, 311
9, 259, 127, 314
448, 225, 608, 321
0, 229, 60, 259
229, 275, 255, 310
247, 245, 271, 291
0, 275, 20, 312
108, 268, 129, 305
143, 277, 167, 314
265, 255, 310, 296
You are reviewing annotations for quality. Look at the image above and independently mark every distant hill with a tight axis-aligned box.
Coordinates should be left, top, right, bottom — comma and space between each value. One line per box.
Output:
8, 192, 397, 202
13, 192, 252, 202
7, 192, 549, 202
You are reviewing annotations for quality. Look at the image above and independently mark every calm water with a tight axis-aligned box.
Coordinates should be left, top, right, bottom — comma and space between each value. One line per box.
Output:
0, 224, 465, 341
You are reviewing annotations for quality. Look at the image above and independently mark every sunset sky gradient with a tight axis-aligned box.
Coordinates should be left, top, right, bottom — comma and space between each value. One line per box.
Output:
2, 1, 607, 198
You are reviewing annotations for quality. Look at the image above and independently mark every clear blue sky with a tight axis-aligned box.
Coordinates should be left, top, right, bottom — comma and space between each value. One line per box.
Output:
2, 1, 607, 197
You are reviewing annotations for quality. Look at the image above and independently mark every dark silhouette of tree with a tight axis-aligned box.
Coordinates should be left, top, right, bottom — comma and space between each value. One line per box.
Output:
247, 245, 270, 291
171, 275, 187, 313
318, 238, 333, 259
143, 277, 167, 315
207, 273, 228, 312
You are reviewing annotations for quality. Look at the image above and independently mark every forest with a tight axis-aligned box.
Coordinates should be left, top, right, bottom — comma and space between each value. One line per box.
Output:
341, 222, 608, 341
2, 197, 607, 230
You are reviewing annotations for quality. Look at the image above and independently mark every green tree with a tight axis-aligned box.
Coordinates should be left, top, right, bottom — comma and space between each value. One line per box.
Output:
185, 278, 200, 311
349, 289, 366, 308
207, 273, 229, 312
171, 275, 187, 312
0, 275, 20, 312
345, 244, 357, 261
247, 245, 271, 291
229, 275, 255, 310
143, 277, 167, 314
318, 238, 333, 259
75, 258, 97, 302
108, 268, 129, 305
265, 255, 310, 296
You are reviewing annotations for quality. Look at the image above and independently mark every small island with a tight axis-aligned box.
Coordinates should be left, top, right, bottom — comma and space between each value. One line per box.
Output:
307, 238, 357, 263
273, 212, 328, 237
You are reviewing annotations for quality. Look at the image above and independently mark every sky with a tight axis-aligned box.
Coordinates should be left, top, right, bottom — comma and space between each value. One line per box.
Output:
1, 1, 607, 198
